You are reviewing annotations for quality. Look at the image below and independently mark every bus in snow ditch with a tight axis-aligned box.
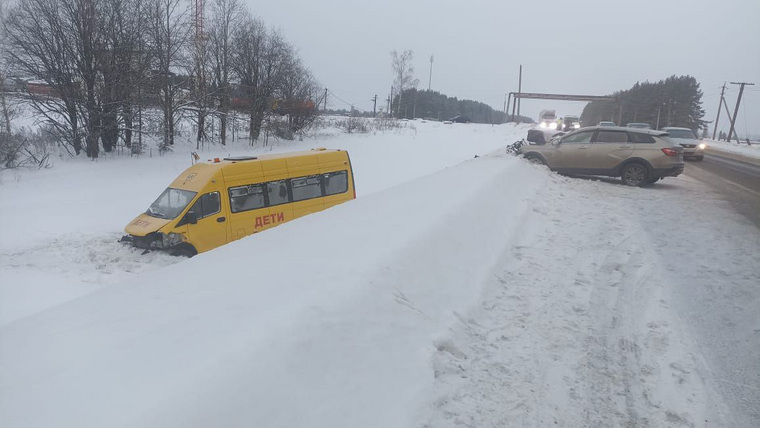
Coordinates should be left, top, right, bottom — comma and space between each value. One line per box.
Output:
122, 148, 356, 256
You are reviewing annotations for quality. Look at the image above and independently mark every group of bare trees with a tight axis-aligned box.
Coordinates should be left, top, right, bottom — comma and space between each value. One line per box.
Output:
1, 0, 321, 159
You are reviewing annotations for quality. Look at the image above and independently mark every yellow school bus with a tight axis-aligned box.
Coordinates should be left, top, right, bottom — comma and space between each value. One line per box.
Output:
122, 148, 356, 256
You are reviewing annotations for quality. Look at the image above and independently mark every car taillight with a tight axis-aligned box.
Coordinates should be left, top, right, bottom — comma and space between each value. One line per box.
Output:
661, 148, 678, 156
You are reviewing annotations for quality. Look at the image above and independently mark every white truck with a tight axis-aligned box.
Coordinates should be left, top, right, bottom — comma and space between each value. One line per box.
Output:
538, 109, 557, 129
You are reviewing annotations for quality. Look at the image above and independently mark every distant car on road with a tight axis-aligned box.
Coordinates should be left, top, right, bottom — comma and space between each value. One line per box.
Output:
599, 121, 616, 127
449, 115, 471, 123
661, 127, 706, 161
626, 123, 652, 129
562, 115, 581, 131
519, 126, 684, 186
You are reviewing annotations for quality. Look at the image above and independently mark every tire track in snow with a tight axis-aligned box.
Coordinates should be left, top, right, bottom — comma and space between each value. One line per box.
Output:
419, 170, 728, 427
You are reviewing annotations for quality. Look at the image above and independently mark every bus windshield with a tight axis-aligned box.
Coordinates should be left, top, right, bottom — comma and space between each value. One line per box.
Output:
146, 188, 197, 219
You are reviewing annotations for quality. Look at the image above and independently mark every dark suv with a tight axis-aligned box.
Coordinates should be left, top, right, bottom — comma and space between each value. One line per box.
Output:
520, 126, 684, 186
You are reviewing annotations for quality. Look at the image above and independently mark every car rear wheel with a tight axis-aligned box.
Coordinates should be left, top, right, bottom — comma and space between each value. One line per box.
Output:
696, 156, 704, 161
621, 163, 648, 187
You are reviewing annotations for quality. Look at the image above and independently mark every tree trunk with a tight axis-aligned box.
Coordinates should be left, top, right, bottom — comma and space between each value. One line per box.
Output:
254, 108, 259, 145
101, 106, 118, 152
123, 104, 133, 148
85, 84, 100, 158
0, 75, 11, 133
196, 111, 205, 149
67, 102, 82, 155
219, 95, 228, 145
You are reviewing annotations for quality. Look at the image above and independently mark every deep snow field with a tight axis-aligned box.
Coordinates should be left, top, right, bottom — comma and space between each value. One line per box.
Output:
1, 119, 759, 427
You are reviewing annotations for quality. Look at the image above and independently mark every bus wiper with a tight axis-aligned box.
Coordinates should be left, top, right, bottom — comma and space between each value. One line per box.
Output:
146, 208, 167, 219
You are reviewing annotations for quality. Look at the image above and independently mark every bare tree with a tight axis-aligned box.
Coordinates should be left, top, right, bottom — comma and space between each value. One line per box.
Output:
231, 15, 265, 142
276, 53, 320, 137
208, 0, 243, 145
147, 0, 190, 149
5, 0, 84, 155
0, 0, 12, 134
187, 0, 210, 149
59, 0, 102, 158
97, 0, 147, 152
390, 49, 419, 117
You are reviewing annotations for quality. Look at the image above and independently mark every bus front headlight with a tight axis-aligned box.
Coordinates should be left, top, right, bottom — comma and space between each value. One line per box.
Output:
160, 232, 185, 248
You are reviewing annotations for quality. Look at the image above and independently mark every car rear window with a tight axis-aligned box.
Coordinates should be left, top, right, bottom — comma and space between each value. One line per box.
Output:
629, 132, 656, 144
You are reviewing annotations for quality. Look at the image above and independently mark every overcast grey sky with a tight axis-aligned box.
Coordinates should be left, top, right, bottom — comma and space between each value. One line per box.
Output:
246, 0, 760, 136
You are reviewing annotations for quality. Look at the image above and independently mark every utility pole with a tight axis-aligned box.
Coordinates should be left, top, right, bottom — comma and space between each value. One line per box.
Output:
428, 55, 434, 90
371, 94, 377, 117
323, 88, 328, 111
722, 97, 738, 141
712, 83, 726, 140
727, 81, 754, 143
517, 65, 522, 118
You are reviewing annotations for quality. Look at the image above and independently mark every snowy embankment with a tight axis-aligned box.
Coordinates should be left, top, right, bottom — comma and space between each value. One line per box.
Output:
1, 151, 545, 427
0, 120, 527, 325
704, 138, 760, 160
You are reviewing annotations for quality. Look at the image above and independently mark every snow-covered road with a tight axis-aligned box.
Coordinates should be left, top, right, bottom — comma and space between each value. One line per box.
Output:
1, 121, 758, 427
421, 170, 760, 427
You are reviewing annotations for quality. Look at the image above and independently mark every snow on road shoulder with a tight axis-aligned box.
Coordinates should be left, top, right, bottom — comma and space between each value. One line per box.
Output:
704, 138, 760, 160
0, 154, 547, 428
418, 172, 745, 427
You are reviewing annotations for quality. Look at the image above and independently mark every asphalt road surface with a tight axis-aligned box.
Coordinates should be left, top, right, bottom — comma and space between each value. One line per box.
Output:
675, 149, 760, 426
682, 151, 760, 228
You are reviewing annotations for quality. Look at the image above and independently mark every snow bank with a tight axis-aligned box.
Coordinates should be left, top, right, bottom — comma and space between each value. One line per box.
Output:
0, 121, 523, 325
0, 153, 547, 428
703, 138, 760, 160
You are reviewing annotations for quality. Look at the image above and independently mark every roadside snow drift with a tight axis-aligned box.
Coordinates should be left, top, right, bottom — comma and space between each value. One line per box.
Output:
0, 154, 546, 428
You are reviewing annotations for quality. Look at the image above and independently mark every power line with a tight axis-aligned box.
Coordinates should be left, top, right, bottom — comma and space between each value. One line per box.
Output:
326, 89, 355, 109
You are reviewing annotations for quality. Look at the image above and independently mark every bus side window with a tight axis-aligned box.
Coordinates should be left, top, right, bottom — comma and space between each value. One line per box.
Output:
323, 171, 348, 196
291, 176, 322, 201
229, 184, 265, 213
267, 180, 290, 206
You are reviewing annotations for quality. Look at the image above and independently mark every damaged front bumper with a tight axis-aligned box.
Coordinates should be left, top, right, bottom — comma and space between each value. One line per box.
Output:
119, 231, 185, 252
